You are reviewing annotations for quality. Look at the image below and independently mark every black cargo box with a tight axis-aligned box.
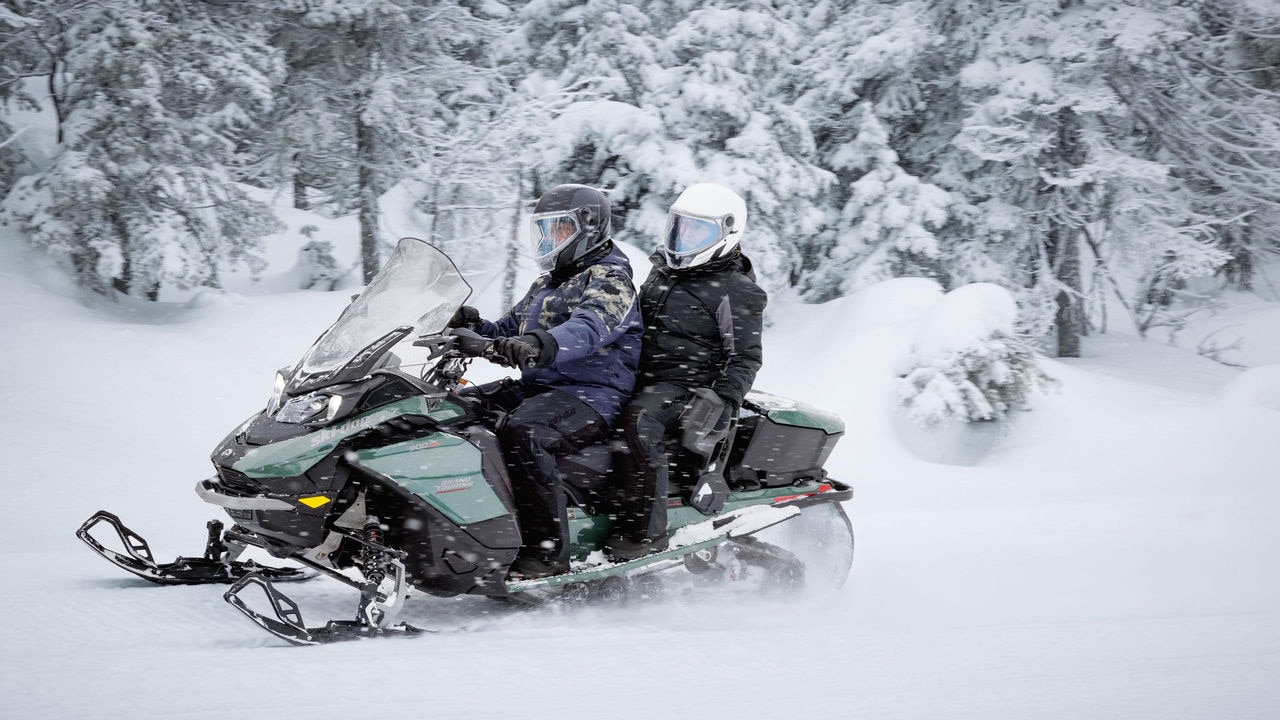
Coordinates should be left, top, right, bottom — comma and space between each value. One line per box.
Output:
728, 390, 844, 488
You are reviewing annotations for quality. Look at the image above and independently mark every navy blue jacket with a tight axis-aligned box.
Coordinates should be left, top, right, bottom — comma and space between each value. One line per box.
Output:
477, 242, 642, 424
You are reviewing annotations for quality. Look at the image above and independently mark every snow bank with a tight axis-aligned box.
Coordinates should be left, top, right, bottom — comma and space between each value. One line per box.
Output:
840, 276, 944, 331
909, 282, 1018, 362
1219, 364, 1280, 412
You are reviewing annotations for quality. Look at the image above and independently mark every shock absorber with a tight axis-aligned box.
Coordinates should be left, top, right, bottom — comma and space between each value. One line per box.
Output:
363, 518, 384, 547
361, 518, 386, 586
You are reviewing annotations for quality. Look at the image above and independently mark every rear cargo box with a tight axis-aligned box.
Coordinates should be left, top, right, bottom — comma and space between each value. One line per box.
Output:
728, 390, 845, 488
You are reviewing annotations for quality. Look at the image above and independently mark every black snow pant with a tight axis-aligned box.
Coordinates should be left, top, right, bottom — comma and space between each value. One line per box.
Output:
472, 379, 607, 565
612, 382, 696, 543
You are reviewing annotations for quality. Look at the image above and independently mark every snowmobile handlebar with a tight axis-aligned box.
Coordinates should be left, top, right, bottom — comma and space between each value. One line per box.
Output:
415, 328, 534, 370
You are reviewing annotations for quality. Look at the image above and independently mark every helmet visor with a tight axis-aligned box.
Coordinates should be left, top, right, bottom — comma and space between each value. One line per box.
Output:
531, 212, 583, 265
665, 213, 724, 257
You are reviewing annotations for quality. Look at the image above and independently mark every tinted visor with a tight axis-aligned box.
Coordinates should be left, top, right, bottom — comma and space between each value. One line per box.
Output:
665, 213, 724, 256
531, 212, 583, 263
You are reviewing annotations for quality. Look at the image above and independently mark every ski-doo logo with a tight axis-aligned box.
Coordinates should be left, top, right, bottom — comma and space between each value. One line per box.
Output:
432, 477, 473, 494
308, 409, 396, 448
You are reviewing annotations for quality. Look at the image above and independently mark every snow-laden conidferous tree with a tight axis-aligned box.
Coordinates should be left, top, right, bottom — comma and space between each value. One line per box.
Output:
1, 0, 283, 299
799, 104, 951, 302
897, 283, 1056, 432
516, 0, 832, 295
1113, 1, 1280, 331
790, 0, 956, 301
0, 5, 40, 196
947, 0, 1221, 356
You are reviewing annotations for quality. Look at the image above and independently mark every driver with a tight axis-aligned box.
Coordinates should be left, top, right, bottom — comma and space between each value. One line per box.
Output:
447, 184, 642, 579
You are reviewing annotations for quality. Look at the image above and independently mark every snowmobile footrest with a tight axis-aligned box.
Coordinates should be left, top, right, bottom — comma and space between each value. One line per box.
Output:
505, 504, 802, 594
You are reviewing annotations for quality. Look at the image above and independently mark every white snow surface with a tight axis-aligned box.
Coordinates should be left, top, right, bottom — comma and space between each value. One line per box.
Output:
3, 207, 1280, 719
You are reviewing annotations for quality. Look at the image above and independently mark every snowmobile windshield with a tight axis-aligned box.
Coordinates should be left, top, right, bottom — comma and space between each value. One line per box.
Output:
297, 238, 472, 378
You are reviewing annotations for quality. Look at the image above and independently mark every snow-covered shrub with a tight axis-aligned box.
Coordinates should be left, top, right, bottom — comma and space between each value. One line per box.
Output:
298, 238, 340, 291
898, 333, 1054, 427
897, 283, 1055, 428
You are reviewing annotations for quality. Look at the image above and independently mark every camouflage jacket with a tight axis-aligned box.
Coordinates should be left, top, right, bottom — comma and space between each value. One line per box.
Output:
477, 242, 642, 423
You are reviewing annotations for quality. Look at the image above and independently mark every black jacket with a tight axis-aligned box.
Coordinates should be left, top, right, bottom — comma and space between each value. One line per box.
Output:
636, 249, 767, 407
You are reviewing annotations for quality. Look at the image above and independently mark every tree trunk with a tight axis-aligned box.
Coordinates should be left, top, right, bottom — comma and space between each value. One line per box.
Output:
1046, 108, 1088, 358
1224, 223, 1254, 292
1050, 223, 1083, 357
503, 165, 523, 309
292, 162, 309, 210
356, 112, 379, 283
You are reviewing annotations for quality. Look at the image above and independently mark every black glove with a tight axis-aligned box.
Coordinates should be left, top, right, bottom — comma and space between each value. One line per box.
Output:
680, 388, 732, 459
447, 305, 481, 330
491, 334, 541, 368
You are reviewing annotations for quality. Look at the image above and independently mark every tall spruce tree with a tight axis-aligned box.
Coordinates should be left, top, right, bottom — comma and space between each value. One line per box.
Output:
1119, 2, 1280, 297
792, 0, 952, 298
801, 105, 951, 302
515, 0, 832, 294
1, 0, 283, 299
946, 0, 1212, 356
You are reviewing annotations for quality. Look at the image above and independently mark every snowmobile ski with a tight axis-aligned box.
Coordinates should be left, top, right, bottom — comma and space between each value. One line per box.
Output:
224, 560, 425, 646
76, 510, 310, 585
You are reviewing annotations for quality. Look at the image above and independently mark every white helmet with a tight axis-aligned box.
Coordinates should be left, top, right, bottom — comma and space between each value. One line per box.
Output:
662, 183, 747, 270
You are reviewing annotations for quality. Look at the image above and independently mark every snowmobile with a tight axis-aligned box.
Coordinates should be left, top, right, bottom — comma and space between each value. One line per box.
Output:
77, 237, 854, 645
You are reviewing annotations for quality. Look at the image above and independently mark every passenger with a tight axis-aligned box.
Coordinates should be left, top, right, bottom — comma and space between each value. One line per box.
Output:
447, 184, 642, 579
605, 183, 767, 562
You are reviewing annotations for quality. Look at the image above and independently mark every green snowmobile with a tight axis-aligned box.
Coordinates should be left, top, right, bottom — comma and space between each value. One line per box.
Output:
78, 237, 853, 645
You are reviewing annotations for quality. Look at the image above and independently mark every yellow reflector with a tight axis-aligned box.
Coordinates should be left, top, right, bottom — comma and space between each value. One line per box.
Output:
298, 496, 331, 509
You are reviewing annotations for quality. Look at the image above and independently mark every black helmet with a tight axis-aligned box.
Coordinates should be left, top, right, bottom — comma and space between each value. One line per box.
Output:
529, 184, 612, 273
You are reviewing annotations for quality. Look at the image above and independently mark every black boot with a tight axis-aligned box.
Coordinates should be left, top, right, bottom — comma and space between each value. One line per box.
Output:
508, 553, 570, 580
603, 534, 669, 562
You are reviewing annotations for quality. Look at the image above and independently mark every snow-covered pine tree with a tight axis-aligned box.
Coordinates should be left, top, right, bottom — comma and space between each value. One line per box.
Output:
800, 104, 951, 302
791, 0, 955, 299
1, 0, 283, 299
515, 0, 832, 294
949, 0, 1214, 357
1115, 1, 1280, 298
897, 283, 1055, 428
0, 5, 40, 196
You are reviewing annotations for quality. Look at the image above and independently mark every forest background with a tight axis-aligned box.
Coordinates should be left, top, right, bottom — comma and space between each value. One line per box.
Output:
3, 0, 1279, 359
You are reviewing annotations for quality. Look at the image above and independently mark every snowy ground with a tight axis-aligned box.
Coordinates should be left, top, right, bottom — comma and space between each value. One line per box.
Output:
2, 212, 1279, 719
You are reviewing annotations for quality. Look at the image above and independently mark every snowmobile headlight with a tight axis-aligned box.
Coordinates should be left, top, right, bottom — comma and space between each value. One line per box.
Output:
324, 394, 344, 423
276, 393, 334, 424
267, 371, 287, 414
